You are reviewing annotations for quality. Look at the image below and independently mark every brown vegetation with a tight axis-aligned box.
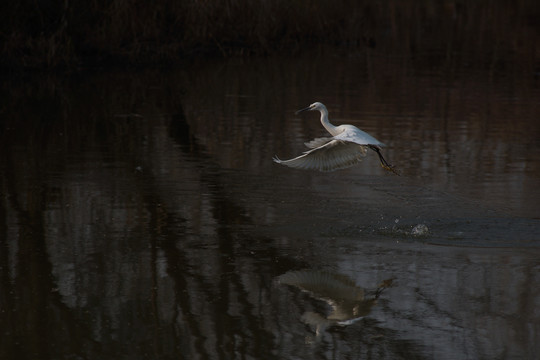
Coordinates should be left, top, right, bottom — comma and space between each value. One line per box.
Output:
1, 0, 539, 68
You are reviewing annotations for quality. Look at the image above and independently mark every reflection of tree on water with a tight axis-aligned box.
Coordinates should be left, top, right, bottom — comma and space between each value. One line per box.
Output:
0, 75, 306, 359
135, 107, 308, 358
279, 270, 393, 335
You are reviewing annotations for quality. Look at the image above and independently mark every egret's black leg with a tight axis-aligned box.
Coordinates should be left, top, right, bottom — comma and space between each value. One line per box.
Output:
368, 145, 400, 176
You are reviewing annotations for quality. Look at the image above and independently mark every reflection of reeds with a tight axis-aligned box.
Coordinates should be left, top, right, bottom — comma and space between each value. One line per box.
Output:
1, 1, 539, 67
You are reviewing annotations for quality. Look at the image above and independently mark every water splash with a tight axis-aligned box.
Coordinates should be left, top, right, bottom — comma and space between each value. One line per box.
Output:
411, 224, 429, 236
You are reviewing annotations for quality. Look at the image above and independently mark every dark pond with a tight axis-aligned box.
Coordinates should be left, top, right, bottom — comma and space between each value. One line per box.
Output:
1, 51, 539, 359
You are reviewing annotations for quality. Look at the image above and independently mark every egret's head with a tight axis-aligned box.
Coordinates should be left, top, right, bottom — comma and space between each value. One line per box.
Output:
295, 102, 327, 115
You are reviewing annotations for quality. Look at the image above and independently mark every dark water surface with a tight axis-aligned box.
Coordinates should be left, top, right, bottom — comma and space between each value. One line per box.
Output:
1, 52, 539, 359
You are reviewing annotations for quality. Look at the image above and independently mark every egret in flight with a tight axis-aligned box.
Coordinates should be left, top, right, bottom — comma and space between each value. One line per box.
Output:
273, 102, 399, 175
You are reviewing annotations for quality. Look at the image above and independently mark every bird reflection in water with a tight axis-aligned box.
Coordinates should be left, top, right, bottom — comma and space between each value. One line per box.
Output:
278, 270, 394, 336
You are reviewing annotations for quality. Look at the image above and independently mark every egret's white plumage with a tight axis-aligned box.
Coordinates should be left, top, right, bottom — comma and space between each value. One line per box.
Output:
273, 102, 399, 174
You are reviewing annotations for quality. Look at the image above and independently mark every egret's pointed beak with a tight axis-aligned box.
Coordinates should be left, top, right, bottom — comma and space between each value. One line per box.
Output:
295, 105, 312, 115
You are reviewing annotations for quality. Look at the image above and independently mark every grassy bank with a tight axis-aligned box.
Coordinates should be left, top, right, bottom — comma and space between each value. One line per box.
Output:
1, 0, 539, 68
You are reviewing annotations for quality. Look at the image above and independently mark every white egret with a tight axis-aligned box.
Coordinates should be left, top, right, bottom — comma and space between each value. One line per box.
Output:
273, 102, 399, 175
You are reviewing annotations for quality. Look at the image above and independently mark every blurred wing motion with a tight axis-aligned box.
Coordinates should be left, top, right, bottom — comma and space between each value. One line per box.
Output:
273, 139, 369, 172
304, 137, 334, 149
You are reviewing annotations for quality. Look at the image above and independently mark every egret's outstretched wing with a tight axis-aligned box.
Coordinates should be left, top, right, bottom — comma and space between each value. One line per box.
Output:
274, 140, 368, 172
304, 137, 333, 149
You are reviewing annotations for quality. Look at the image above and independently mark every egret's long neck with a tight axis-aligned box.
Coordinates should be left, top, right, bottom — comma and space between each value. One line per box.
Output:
319, 109, 340, 136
